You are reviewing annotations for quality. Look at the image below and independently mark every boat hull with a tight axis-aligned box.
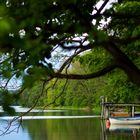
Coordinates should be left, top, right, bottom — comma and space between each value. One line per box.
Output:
109, 117, 140, 125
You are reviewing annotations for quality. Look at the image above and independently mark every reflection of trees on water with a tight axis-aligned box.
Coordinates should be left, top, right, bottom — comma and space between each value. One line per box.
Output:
132, 129, 139, 140
2, 117, 140, 140
101, 121, 140, 140
22, 118, 101, 140
22, 119, 48, 140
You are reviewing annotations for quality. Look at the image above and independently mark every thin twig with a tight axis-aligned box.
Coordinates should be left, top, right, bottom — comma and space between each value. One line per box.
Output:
58, 49, 84, 73
43, 78, 68, 108
0, 81, 47, 136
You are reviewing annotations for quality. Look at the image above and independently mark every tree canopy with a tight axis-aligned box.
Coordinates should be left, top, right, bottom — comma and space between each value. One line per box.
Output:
1, 0, 140, 110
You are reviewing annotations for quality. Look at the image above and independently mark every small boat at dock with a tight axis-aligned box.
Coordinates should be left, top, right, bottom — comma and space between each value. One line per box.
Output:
109, 117, 140, 125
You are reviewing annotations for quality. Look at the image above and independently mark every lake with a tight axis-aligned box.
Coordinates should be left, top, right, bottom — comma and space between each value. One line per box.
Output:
0, 106, 140, 140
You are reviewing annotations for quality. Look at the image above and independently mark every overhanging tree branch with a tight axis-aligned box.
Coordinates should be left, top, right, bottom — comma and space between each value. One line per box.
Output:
103, 41, 140, 85
95, 0, 110, 15
54, 64, 117, 80
111, 35, 140, 45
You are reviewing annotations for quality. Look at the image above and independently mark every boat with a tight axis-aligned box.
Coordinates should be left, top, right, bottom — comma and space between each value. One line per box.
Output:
109, 117, 140, 125
111, 112, 130, 117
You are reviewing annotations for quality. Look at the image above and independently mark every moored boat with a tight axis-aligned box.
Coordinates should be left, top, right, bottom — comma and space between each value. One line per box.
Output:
109, 117, 140, 125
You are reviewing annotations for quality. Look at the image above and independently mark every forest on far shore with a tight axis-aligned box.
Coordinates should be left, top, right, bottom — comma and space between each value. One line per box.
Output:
20, 48, 140, 109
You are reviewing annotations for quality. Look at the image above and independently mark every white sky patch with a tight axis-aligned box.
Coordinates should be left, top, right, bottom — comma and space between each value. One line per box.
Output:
93, 0, 117, 15
92, 0, 117, 26
49, 47, 74, 70
19, 29, 25, 38
0, 77, 22, 91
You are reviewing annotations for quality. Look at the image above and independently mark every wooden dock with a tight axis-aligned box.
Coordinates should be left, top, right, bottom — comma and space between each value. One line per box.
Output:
100, 96, 140, 119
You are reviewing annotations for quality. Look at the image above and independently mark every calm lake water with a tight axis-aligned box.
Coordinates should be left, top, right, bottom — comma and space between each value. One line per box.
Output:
0, 106, 140, 140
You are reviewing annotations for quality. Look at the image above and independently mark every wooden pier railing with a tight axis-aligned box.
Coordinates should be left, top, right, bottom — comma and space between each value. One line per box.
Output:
100, 97, 140, 119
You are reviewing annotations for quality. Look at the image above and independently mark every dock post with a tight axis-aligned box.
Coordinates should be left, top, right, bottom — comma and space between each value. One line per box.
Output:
104, 97, 109, 119
132, 104, 135, 117
104, 106, 109, 119
100, 96, 105, 119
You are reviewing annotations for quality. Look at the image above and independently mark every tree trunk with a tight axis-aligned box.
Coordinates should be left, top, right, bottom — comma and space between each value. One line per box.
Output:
104, 42, 140, 86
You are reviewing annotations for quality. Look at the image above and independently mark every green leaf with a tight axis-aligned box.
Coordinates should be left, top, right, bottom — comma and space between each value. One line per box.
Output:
23, 75, 36, 88
97, 30, 108, 42
2, 70, 12, 78
0, 19, 11, 35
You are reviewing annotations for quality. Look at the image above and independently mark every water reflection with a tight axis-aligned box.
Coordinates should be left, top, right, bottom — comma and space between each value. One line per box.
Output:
104, 122, 140, 140
0, 109, 100, 140
0, 120, 31, 140
109, 124, 140, 132
1, 108, 140, 140
23, 118, 100, 140
0, 115, 98, 120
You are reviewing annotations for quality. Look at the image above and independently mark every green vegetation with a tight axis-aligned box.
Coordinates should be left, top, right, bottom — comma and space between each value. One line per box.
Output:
20, 47, 140, 110
0, 0, 140, 113
20, 69, 140, 111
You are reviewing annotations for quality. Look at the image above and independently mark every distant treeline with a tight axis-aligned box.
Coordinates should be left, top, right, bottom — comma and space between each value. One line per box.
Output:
20, 48, 140, 108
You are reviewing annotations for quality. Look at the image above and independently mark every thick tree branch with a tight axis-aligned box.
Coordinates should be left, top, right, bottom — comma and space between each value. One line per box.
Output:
111, 35, 140, 45
104, 42, 139, 69
60, 33, 140, 52
95, 0, 110, 15
103, 42, 140, 85
56, 38, 140, 85
54, 64, 117, 79
60, 44, 90, 50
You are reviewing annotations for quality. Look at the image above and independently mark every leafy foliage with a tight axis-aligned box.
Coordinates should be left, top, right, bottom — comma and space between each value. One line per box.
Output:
0, 90, 20, 115
1, 0, 140, 110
